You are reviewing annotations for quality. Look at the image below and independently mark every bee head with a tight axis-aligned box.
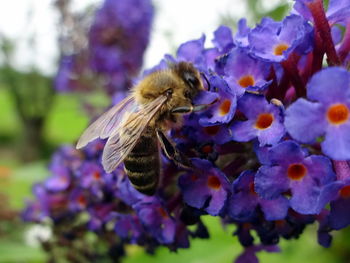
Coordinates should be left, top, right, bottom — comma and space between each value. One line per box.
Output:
171, 62, 204, 99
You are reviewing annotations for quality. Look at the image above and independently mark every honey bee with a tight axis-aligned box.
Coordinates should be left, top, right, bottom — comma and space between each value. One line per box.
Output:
76, 62, 213, 195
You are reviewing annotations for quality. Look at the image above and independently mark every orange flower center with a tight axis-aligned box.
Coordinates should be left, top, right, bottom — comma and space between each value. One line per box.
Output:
207, 175, 221, 190
339, 185, 350, 199
78, 195, 87, 206
202, 145, 213, 154
238, 75, 255, 88
93, 171, 101, 180
219, 99, 232, 116
248, 182, 257, 195
274, 43, 289, 56
191, 174, 199, 181
327, 103, 349, 125
255, 113, 274, 129
287, 163, 307, 180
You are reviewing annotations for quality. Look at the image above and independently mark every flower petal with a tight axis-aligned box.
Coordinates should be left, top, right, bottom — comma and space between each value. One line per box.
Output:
322, 122, 350, 160
285, 98, 326, 143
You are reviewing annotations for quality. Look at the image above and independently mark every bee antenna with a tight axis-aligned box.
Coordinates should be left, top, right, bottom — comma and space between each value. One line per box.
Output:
200, 72, 211, 91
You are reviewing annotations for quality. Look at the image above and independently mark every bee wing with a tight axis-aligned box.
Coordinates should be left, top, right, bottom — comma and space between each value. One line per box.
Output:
76, 95, 136, 149
102, 94, 168, 173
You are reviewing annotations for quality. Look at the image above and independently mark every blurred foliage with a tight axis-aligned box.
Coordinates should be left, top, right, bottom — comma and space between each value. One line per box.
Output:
220, 0, 291, 29
0, 37, 54, 162
246, 0, 291, 22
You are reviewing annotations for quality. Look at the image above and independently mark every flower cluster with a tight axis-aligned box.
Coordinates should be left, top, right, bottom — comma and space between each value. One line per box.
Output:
24, 0, 350, 262
54, 0, 154, 95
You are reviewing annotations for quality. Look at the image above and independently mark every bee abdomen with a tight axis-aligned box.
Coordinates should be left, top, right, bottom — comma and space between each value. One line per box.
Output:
124, 130, 160, 195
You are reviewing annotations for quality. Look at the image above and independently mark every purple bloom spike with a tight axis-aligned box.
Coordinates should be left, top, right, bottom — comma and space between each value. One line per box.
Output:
89, 0, 153, 74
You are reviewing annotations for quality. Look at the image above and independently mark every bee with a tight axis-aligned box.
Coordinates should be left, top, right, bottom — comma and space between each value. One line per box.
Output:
76, 62, 213, 195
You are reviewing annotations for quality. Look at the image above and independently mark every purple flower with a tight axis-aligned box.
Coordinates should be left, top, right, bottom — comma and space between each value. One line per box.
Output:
114, 213, 144, 243
194, 123, 233, 146
327, 0, 350, 25
133, 198, 176, 244
22, 184, 52, 222
177, 110, 233, 146
69, 188, 89, 212
89, 0, 153, 94
228, 171, 289, 221
76, 161, 106, 189
318, 176, 350, 230
316, 210, 332, 247
114, 172, 146, 206
234, 18, 251, 48
235, 245, 280, 263
219, 47, 272, 96
22, 200, 46, 223
294, 0, 350, 25
88, 204, 115, 231
197, 75, 236, 126
212, 25, 234, 53
231, 93, 286, 146
177, 35, 207, 70
175, 31, 231, 73
248, 15, 313, 62
285, 67, 350, 160
178, 158, 231, 216
54, 55, 75, 92
45, 164, 71, 192
255, 141, 336, 214
82, 139, 105, 159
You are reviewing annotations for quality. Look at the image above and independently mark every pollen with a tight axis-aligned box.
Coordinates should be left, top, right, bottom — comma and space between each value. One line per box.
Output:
219, 99, 232, 116
238, 75, 255, 88
274, 43, 289, 56
204, 125, 220, 135
255, 113, 274, 129
339, 185, 350, 199
287, 163, 307, 180
207, 175, 221, 190
327, 103, 349, 125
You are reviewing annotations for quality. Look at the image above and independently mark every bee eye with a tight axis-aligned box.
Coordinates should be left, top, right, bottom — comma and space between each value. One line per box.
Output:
184, 72, 199, 89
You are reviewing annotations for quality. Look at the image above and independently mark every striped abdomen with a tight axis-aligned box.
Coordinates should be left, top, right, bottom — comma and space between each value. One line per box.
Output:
123, 127, 160, 195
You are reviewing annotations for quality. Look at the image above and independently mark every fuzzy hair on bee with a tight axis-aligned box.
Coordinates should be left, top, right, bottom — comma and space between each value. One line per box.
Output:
76, 61, 212, 195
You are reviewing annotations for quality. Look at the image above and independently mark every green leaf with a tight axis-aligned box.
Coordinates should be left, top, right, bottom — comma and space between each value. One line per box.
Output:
263, 4, 290, 21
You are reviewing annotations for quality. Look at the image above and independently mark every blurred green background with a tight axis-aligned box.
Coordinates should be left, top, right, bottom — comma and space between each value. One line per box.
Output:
0, 0, 349, 262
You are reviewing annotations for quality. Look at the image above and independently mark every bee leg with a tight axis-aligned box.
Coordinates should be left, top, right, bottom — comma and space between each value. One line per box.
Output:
156, 130, 192, 168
